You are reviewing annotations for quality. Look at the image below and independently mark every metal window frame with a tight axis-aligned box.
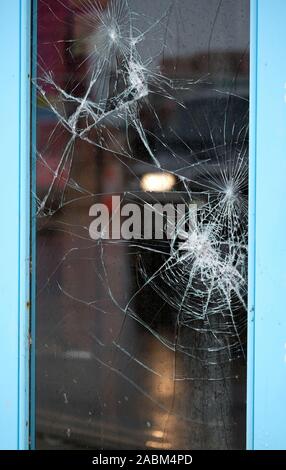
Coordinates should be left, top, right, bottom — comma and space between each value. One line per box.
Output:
0, 0, 286, 451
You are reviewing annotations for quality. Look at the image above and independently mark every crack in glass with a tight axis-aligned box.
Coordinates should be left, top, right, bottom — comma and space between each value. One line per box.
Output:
34, 0, 249, 450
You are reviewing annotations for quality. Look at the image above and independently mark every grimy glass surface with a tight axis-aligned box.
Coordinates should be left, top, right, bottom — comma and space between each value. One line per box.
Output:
34, 0, 249, 449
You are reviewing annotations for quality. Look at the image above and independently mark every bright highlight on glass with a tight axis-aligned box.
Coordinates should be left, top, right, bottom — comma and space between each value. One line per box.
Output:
141, 173, 176, 192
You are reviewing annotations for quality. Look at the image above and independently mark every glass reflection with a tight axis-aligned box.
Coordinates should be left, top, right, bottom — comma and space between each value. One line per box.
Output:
34, 0, 249, 449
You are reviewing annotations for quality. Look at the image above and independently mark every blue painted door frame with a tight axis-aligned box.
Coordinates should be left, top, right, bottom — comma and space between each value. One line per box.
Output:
0, 1, 31, 450
248, 0, 286, 450
0, 0, 286, 451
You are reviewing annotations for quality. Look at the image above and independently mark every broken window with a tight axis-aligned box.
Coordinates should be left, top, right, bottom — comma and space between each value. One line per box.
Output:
34, 0, 249, 450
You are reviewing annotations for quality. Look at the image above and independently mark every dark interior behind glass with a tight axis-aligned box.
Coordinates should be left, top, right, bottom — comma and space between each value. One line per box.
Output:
34, 0, 249, 450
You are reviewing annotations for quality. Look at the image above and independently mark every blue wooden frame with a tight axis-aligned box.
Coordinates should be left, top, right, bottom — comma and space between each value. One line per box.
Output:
247, 0, 257, 451
0, 1, 31, 450
248, 0, 286, 450
1, 0, 286, 451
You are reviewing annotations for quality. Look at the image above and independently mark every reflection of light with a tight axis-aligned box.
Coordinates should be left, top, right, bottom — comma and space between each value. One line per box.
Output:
151, 430, 164, 439
155, 376, 174, 398
141, 173, 176, 192
145, 441, 171, 449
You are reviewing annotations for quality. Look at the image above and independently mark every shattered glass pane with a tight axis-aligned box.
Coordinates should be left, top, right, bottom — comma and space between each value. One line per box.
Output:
34, 0, 249, 449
